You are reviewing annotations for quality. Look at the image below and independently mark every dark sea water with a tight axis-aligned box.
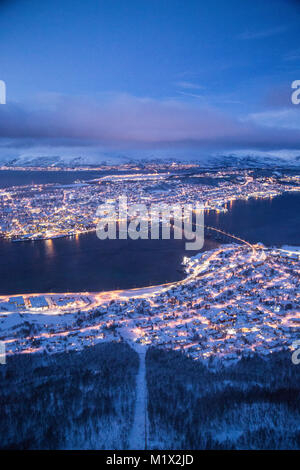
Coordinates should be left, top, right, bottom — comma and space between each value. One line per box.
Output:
0, 170, 107, 188
0, 170, 299, 294
206, 192, 300, 246
0, 236, 218, 295
0, 168, 157, 188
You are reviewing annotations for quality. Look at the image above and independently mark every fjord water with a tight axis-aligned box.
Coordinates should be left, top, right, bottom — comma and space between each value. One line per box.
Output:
0, 170, 299, 294
0, 235, 219, 294
205, 192, 300, 246
0, 170, 107, 188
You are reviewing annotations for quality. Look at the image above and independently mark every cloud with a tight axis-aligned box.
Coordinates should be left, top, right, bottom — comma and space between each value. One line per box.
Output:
245, 108, 300, 130
0, 93, 243, 144
176, 81, 205, 90
238, 25, 287, 40
176, 91, 205, 100
0, 92, 300, 155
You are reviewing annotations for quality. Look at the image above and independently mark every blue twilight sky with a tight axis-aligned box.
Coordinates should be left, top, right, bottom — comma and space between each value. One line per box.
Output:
0, 0, 300, 160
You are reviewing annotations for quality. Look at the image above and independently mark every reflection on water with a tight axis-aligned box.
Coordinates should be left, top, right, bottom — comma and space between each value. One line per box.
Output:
44, 239, 54, 257
0, 192, 299, 295
0, 234, 218, 295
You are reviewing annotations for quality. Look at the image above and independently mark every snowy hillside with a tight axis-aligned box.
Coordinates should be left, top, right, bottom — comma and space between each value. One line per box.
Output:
1, 150, 300, 169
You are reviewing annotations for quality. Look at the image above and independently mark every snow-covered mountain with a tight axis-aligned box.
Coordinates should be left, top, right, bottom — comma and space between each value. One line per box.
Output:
1, 151, 300, 169
0, 154, 131, 168
199, 153, 300, 169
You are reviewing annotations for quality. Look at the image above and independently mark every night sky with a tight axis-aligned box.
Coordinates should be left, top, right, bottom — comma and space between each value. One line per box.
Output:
0, 0, 300, 160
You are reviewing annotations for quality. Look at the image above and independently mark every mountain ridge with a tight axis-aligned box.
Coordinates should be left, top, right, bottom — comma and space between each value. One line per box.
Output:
1, 152, 300, 169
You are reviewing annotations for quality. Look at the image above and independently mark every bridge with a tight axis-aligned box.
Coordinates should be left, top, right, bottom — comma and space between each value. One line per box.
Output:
204, 224, 256, 254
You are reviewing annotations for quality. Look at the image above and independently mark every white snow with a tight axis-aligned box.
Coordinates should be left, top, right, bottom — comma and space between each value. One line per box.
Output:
128, 344, 148, 450
281, 245, 300, 253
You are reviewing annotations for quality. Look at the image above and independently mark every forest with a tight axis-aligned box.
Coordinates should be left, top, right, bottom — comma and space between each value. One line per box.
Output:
1, 342, 299, 449
0, 342, 138, 449
146, 348, 300, 449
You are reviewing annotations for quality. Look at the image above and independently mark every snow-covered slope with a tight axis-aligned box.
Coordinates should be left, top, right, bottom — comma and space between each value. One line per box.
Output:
1, 150, 300, 168
0, 153, 131, 168
199, 153, 300, 169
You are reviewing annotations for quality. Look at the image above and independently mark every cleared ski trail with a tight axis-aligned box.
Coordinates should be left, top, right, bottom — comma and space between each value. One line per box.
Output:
128, 344, 148, 450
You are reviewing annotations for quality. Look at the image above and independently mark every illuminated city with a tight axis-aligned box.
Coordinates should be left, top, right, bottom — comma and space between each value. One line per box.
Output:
1, 166, 299, 242
1, 0, 300, 454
